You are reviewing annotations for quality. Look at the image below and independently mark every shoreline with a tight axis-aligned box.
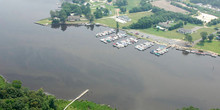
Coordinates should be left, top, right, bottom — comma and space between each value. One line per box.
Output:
35, 19, 220, 56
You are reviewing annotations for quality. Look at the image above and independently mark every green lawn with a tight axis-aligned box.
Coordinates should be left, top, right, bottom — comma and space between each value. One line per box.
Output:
139, 28, 186, 39
191, 27, 216, 41
194, 40, 220, 54
127, 0, 141, 10
94, 11, 153, 28
183, 23, 199, 29
139, 25, 216, 41
95, 18, 117, 28
35, 18, 51, 25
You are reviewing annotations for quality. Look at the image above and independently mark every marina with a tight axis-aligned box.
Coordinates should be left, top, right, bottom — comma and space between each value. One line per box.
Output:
150, 46, 169, 56
113, 37, 139, 49
95, 30, 220, 58
135, 42, 154, 51
100, 33, 127, 44
96, 29, 116, 37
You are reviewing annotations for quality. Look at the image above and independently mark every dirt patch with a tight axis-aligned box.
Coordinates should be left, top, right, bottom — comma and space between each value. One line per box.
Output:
151, 0, 188, 13
196, 12, 218, 23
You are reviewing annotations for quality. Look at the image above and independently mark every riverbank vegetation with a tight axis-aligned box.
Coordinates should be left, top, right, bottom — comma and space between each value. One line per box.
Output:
0, 76, 114, 110
1, 76, 220, 110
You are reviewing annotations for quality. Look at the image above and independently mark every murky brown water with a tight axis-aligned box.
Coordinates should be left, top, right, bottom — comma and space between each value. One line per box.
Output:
0, 0, 220, 110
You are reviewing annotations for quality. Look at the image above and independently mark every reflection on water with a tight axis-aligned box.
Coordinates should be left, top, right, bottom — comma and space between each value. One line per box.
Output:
51, 24, 95, 31
1, 0, 220, 110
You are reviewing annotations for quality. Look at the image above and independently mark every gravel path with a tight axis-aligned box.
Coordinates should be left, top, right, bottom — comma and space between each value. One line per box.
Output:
127, 30, 187, 46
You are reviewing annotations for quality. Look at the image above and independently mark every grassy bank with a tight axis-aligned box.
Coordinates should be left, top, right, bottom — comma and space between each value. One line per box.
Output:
139, 26, 216, 41
139, 28, 186, 39
191, 27, 216, 40
194, 40, 220, 54
0, 76, 114, 110
35, 18, 52, 25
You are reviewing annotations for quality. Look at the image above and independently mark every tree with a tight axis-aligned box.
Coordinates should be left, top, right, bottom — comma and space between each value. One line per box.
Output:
115, 0, 128, 7
59, 9, 67, 23
185, 34, 193, 43
208, 34, 215, 41
94, 8, 103, 19
120, 7, 126, 13
116, 22, 119, 33
86, 13, 94, 23
52, 19, 60, 25
12, 80, 22, 89
200, 32, 208, 41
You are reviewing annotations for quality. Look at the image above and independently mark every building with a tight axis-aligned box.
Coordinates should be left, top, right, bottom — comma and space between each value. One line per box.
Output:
67, 16, 80, 22
158, 22, 171, 29
177, 28, 193, 34
116, 16, 131, 22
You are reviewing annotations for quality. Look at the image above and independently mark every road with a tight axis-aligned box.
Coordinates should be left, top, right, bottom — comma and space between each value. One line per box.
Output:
127, 30, 187, 46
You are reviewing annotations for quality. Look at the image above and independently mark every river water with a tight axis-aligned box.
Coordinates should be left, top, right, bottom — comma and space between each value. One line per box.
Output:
0, 0, 220, 110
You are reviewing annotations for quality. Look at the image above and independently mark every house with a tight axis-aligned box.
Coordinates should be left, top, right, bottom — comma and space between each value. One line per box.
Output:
177, 28, 193, 34
158, 22, 171, 29
67, 16, 80, 22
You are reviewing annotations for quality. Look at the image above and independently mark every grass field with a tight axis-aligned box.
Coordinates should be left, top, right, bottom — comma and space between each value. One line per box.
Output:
95, 11, 153, 28
139, 24, 216, 41
194, 40, 220, 54
151, 0, 188, 13
139, 28, 186, 39
127, 0, 141, 10
35, 18, 52, 25
191, 27, 216, 40
183, 23, 199, 29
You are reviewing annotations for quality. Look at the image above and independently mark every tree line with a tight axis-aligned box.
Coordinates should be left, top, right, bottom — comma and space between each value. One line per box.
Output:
180, 1, 220, 17
190, 0, 220, 8
0, 80, 57, 110
168, 21, 183, 31
170, 2, 197, 15
129, 3, 152, 13
0, 77, 115, 110
208, 18, 220, 26
128, 7, 203, 29
94, 7, 110, 19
